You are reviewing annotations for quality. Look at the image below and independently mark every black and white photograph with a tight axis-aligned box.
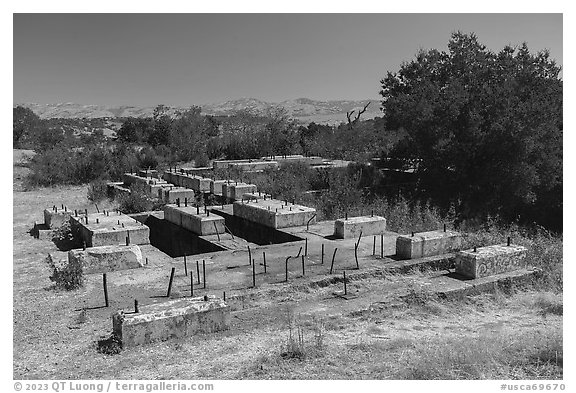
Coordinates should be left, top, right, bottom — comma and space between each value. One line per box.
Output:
9, 7, 565, 389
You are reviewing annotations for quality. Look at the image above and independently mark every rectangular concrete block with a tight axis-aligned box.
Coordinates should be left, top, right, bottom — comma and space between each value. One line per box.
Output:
138, 169, 159, 178
112, 296, 230, 348
43, 209, 72, 229
210, 180, 227, 195
70, 212, 150, 247
163, 205, 225, 235
68, 244, 144, 274
232, 199, 316, 229
334, 216, 387, 239
159, 187, 195, 203
182, 167, 213, 176
213, 159, 251, 169
396, 230, 462, 259
189, 176, 212, 193
228, 161, 279, 171
222, 183, 257, 200
455, 244, 528, 279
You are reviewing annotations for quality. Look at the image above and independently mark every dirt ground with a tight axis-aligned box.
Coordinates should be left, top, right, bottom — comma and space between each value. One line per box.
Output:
12, 163, 563, 380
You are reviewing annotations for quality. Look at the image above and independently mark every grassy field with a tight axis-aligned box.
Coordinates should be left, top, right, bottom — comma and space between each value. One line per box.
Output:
12, 155, 563, 380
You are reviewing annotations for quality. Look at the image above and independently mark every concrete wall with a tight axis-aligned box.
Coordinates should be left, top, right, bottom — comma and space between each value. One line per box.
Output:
210, 180, 227, 195
158, 187, 195, 204
396, 230, 462, 259
112, 296, 230, 348
70, 213, 150, 247
213, 159, 251, 169
455, 244, 528, 279
228, 161, 279, 171
163, 205, 225, 236
68, 245, 143, 274
334, 216, 387, 239
43, 209, 72, 229
232, 199, 316, 229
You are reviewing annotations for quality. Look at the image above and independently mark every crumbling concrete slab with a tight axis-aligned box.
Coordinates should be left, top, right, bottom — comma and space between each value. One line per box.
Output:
188, 176, 212, 193
43, 208, 72, 229
68, 244, 144, 274
396, 230, 462, 260
163, 205, 225, 235
112, 296, 230, 348
455, 244, 528, 279
222, 182, 257, 201
334, 216, 387, 239
70, 212, 150, 247
232, 199, 316, 229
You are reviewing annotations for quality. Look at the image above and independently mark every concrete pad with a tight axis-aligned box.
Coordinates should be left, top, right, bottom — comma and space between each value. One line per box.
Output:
222, 182, 257, 200
334, 216, 387, 239
70, 212, 150, 247
455, 244, 528, 279
232, 199, 316, 229
68, 244, 144, 274
112, 296, 230, 348
43, 209, 72, 229
396, 230, 462, 260
163, 205, 225, 235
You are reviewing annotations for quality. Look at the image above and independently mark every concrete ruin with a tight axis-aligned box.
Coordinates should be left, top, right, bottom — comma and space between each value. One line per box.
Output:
396, 230, 463, 259
70, 211, 150, 247
164, 205, 225, 236
43, 208, 72, 229
232, 199, 316, 229
455, 244, 528, 279
222, 182, 258, 201
334, 216, 387, 239
112, 296, 230, 348
158, 187, 195, 204
68, 244, 144, 274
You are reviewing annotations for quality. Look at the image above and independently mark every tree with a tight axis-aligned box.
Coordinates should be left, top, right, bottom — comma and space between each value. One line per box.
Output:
380, 32, 562, 228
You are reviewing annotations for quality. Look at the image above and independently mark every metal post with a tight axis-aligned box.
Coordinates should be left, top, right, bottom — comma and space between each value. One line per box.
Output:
103, 273, 109, 307
507, 237, 511, 246
263, 252, 267, 273
380, 234, 384, 258
190, 274, 194, 297
301, 255, 305, 276
167, 267, 175, 297
203, 260, 206, 289
343, 271, 347, 295
330, 248, 338, 274
354, 243, 359, 269
184, 255, 188, 276
285, 256, 290, 282
134, 299, 139, 313
321, 243, 324, 264
196, 261, 200, 284
248, 246, 252, 265
305, 238, 308, 256
252, 258, 256, 288
373, 236, 376, 256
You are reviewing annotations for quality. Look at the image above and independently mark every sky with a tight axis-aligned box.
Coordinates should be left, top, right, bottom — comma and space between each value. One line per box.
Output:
13, 13, 563, 107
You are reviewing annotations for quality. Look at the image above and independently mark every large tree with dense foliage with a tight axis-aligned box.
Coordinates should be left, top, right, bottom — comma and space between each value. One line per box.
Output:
380, 32, 562, 229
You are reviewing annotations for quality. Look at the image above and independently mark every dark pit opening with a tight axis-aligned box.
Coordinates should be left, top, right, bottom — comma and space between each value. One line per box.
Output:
209, 209, 303, 246
131, 213, 226, 258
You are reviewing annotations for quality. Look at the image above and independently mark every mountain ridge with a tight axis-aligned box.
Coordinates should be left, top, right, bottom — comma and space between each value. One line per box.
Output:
15, 98, 382, 125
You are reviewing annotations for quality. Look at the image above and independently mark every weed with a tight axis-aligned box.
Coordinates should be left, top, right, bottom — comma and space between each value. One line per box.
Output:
45, 253, 84, 290
96, 335, 122, 355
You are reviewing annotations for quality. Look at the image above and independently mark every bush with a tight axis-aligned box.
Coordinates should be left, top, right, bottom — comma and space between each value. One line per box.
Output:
46, 253, 84, 290
51, 220, 83, 251
87, 179, 109, 203
117, 183, 165, 214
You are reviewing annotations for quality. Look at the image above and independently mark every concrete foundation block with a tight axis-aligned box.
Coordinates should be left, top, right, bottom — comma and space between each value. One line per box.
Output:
210, 180, 227, 195
68, 244, 144, 274
138, 169, 159, 178
189, 176, 212, 193
455, 244, 528, 279
396, 230, 462, 259
232, 199, 316, 229
43, 209, 72, 229
70, 213, 150, 247
213, 159, 251, 169
112, 296, 230, 348
163, 205, 225, 235
334, 216, 387, 239
228, 161, 279, 171
222, 183, 257, 200
37, 229, 55, 240
159, 187, 195, 203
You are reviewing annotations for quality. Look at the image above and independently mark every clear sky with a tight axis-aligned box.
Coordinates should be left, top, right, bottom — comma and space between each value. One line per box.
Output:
13, 13, 562, 106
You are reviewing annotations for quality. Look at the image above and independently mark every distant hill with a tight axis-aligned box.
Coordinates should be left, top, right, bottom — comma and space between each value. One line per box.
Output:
15, 98, 383, 125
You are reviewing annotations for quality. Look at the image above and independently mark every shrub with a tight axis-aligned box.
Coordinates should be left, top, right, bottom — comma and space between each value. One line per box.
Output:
46, 253, 84, 290
87, 179, 109, 203
117, 183, 165, 214
51, 220, 83, 251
